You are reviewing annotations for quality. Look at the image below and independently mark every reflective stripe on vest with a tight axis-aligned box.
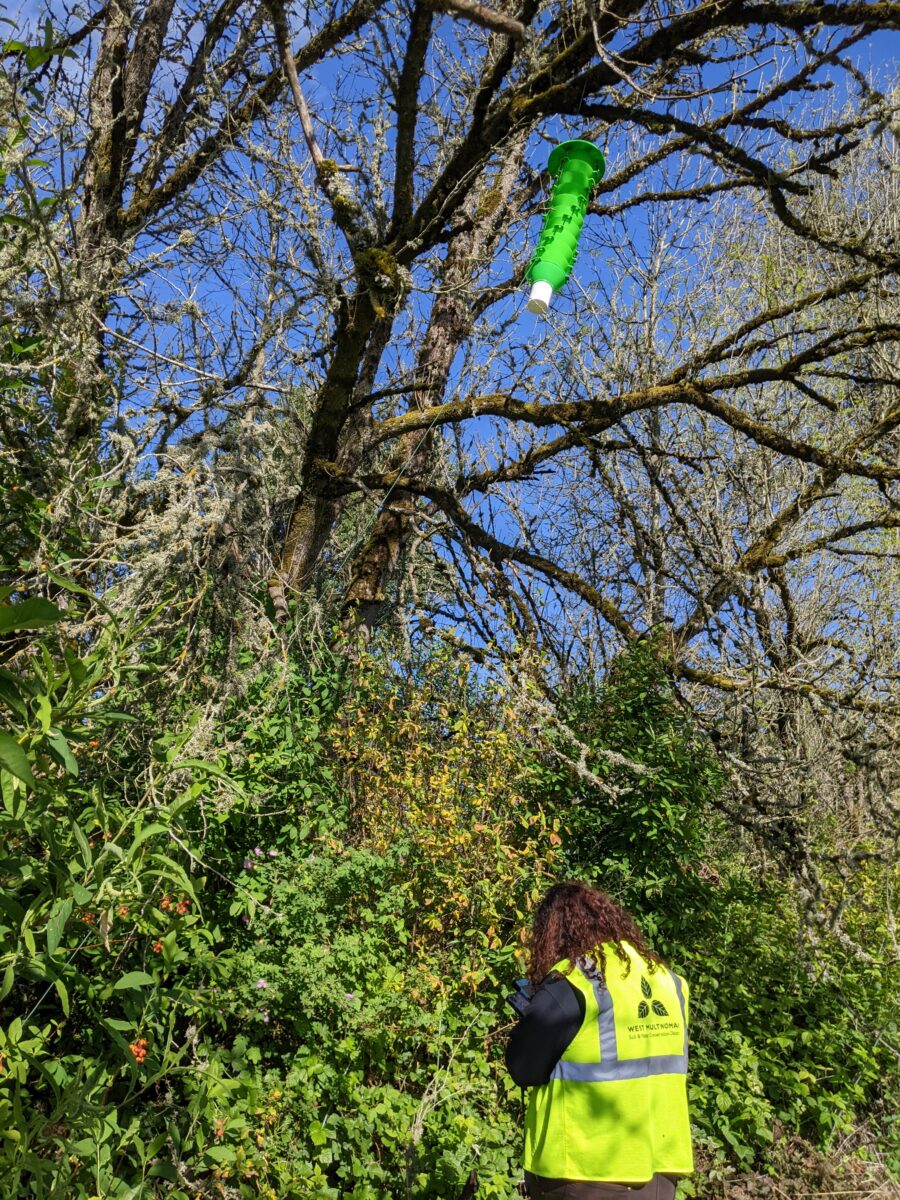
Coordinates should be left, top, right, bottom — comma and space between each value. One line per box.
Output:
549, 961, 688, 1084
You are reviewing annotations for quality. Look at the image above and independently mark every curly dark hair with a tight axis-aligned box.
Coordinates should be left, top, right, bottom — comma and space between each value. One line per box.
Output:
526, 881, 664, 985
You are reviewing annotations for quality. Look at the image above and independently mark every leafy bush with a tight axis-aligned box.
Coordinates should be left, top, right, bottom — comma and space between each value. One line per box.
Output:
533, 636, 721, 897
185, 644, 563, 1197
539, 640, 899, 1180
0, 594, 236, 1198
1, 622, 895, 1197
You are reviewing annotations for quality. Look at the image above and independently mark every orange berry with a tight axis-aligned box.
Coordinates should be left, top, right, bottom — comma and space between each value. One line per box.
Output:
128, 1038, 148, 1062
152, 940, 163, 953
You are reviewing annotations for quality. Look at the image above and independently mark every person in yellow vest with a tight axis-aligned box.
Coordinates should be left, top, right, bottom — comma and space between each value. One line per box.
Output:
505, 881, 693, 1200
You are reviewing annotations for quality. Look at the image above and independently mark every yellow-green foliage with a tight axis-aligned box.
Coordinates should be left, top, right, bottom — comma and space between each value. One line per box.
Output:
327, 650, 562, 974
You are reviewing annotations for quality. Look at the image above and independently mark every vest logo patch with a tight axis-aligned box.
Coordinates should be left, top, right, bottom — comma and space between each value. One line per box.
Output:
637, 975, 668, 1019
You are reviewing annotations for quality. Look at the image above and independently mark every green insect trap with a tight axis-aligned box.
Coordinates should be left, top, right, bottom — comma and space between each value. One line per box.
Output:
526, 139, 606, 316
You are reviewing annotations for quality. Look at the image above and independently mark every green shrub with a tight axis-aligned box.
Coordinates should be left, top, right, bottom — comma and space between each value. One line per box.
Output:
0, 594, 235, 1198
1, 623, 895, 1197
539, 640, 899, 1177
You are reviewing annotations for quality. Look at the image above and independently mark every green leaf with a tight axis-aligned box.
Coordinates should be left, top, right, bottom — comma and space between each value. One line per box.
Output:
24, 46, 50, 69
203, 1146, 236, 1164
72, 882, 92, 905
62, 645, 87, 688
47, 728, 78, 777
169, 757, 245, 795
0, 671, 26, 717
46, 897, 72, 956
54, 976, 69, 1016
113, 971, 155, 990
148, 1162, 179, 1181
129, 822, 168, 851
0, 732, 34, 786
0, 597, 64, 634
35, 692, 52, 734
0, 891, 24, 924
71, 821, 92, 869
309, 1120, 329, 1147
33, 573, 76, 602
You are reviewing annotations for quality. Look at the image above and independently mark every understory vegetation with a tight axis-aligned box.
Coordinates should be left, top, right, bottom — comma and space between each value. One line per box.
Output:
0, 587, 896, 1199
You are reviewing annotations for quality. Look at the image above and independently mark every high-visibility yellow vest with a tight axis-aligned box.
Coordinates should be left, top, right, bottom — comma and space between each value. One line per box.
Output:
523, 942, 693, 1182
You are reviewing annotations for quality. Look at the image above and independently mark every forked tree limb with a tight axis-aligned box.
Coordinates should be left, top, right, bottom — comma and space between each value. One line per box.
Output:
431, 0, 526, 41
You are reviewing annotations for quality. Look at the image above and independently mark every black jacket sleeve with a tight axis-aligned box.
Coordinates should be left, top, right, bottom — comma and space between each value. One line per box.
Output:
504, 972, 586, 1087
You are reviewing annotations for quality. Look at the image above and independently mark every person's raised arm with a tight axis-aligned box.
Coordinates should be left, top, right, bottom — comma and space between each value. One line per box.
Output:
504, 974, 585, 1088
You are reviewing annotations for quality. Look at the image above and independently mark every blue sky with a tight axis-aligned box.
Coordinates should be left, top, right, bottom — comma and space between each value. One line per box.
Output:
4, 2, 897, 677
